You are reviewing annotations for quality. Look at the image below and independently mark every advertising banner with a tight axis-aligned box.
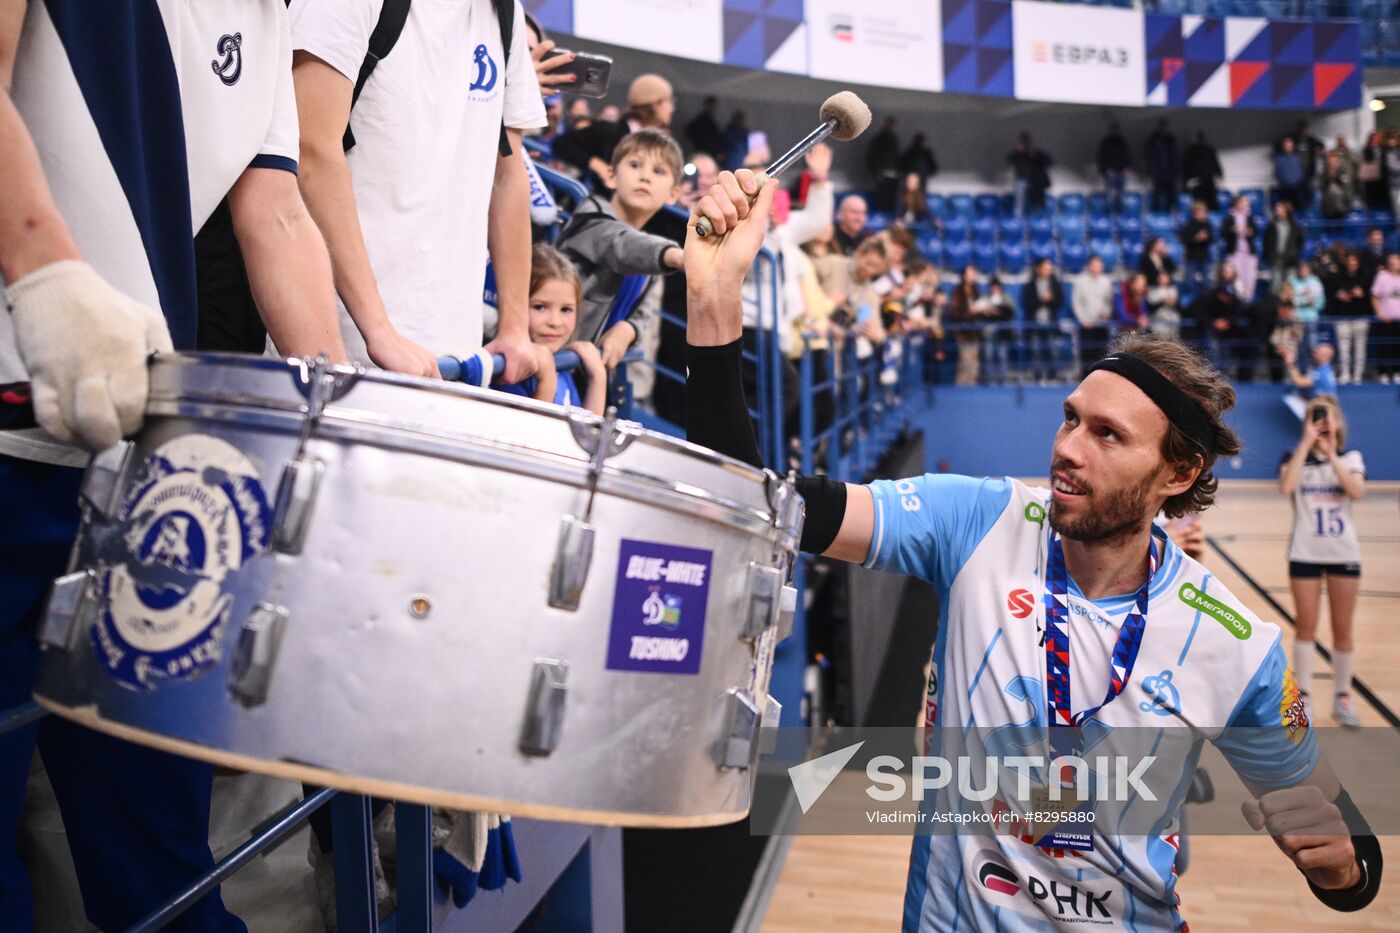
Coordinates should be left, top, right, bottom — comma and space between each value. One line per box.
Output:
572, 0, 724, 63
806, 0, 944, 93
1012, 0, 1146, 105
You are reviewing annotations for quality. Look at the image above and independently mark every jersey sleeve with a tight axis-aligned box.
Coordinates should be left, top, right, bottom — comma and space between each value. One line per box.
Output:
863, 474, 1012, 593
251, 9, 300, 173
1213, 638, 1320, 789
1342, 450, 1366, 476
287, 0, 382, 85
501, 0, 546, 131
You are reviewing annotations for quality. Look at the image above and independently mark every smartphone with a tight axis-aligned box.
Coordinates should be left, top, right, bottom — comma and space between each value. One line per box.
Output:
1311, 406, 1327, 423
542, 48, 613, 98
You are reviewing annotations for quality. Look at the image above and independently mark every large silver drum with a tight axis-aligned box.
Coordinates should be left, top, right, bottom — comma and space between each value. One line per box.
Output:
33, 354, 801, 827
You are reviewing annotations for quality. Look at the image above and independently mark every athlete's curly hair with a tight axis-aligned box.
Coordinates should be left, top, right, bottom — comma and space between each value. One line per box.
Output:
1107, 333, 1242, 518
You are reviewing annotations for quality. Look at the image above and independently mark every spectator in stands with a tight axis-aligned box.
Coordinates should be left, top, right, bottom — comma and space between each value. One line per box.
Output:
1291, 120, 1326, 208
1330, 135, 1358, 200
1328, 251, 1370, 383
1281, 342, 1338, 398
685, 96, 725, 163
1147, 272, 1182, 340
1144, 119, 1179, 214
1274, 137, 1307, 211
1007, 133, 1052, 216
950, 264, 989, 385
834, 194, 871, 256
1320, 150, 1354, 220
566, 98, 594, 133
1097, 121, 1132, 213
1071, 254, 1114, 367
598, 104, 622, 122
1268, 284, 1301, 378
1263, 200, 1303, 291
1139, 236, 1177, 282
1179, 201, 1214, 298
898, 173, 931, 227
553, 74, 675, 189
805, 225, 850, 301
985, 277, 1017, 384
1196, 260, 1248, 375
556, 129, 685, 365
1287, 259, 1326, 357
900, 133, 939, 189
1115, 272, 1151, 334
1358, 227, 1387, 285
1359, 130, 1388, 211
678, 152, 719, 211
721, 110, 750, 171
1385, 130, 1400, 218
1371, 252, 1400, 382
1020, 258, 1064, 382
1222, 194, 1260, 303
876, 225, 915, 300
1182, 132, 1223, 211
525, 15, 579, 101
867, 117, 902, 212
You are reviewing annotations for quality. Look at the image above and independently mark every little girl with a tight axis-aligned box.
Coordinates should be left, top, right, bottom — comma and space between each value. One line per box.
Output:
495, 245, 606, 415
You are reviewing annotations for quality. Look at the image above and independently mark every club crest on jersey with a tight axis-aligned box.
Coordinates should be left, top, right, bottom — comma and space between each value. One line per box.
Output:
1280, 667, 1310, 744
469, 43, 498, 92
211, 33, 243, 86
91, 435, 271, 691
1138, 669, 1181, 717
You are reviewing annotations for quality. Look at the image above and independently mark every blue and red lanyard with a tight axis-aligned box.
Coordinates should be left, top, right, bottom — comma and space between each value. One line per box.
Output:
1043, 529, 1158, 756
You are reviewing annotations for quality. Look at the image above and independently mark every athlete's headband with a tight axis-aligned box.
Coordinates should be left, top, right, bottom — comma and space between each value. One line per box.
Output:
1086, 353, 1215, 456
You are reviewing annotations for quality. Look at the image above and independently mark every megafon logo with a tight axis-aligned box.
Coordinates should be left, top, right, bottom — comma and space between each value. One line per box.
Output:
829, 14, 855, 41
788, 741, 865, 813
1178, 583, 1251, 640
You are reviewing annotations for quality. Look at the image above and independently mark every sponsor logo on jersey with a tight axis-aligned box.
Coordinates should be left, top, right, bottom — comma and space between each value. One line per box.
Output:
1007, 588, 1036, 619
211, 33, 243, 86
972, 848, 1114, 922
1139, 669, 1181, 716
469, 43, 498, 92
975, 852, 1021, 896
1177, 583, 1251, 640
1024, 501, 1046, 525
92, 435, 272, 690
1280, 667, 1310, 745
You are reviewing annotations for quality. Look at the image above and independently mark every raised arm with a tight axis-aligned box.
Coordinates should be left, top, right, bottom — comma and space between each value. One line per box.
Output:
683, 168, 873, 562
1278, 418, 1317, 497
486, 128, 541, 384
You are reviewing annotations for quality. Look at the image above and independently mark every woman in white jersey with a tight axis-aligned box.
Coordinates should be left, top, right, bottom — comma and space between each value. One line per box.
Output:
1279, 394, 1367, 727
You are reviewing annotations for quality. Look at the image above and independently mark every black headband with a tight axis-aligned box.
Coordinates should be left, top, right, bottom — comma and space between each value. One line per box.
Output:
1086, 353, 1215, 456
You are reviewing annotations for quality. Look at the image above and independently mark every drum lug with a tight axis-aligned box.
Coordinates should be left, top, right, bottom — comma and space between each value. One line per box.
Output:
80, 442, 134, 519
717, 688, 762, 771
548, 516, 595, 611
228, 604, 289, 708
764, 469, 804, 538
567, 407, 639, 461
776, 584, 797, 643
270, 458, 323, 555
519, 659, 569, 756
38, 569, 101, 652
760, 694, 783, 756
742, 563, 783, 641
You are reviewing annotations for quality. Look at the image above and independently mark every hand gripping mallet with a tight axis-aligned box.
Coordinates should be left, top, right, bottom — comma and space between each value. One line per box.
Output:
693, 90, 873, 238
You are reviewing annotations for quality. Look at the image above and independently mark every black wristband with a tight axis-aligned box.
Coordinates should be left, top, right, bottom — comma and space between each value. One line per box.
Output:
795, 475, 848, 555
684, 339, 763, 468
1307, 789, 1383, 912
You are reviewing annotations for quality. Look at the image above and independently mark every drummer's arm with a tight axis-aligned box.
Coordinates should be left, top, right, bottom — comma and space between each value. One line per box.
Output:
683, 168, 874, 562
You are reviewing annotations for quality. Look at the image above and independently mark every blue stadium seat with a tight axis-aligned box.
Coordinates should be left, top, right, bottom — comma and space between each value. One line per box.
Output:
1030, 240, 1059, 265
973, 242, 998, 275
999, 193, 1017, 217
1058, 214, 1087, 242
1058, 192, 1086, 216
1119, 191, 1144, 216
926, 193, 948, 219
999, 217, 1026, 243
949, 193, 974, 218
1116, 214, 1143, 239
1087, 193, 1109, 217
971, 217, 998, 244
942, 214, 969, 243
1121, 239, 1143, 271
944, 240, 971, 271
1145, 213, 1175, 238
867, 211, 892, 232
916, 231, 943, 264
998, 241, 1027, 275
1090, 238, 1120, 271
1241, 188, 1267, 216
1176, 192, 1194, 215
1346, 210, 1371, 241
1088, 215, 1114, 239
1215, 189, 1234, 211
1166, 239, 1184, 266
1028, 214, 1055, 241
1061, 241, 1088, 274
974, 193, 1001, 218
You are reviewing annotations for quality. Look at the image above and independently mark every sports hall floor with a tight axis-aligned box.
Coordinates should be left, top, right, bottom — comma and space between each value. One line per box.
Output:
761, 481, 1400, 931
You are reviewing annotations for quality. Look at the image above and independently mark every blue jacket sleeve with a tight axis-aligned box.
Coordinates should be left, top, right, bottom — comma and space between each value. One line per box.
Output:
1214, 639, 1320, 789
863, 474, 1012, 594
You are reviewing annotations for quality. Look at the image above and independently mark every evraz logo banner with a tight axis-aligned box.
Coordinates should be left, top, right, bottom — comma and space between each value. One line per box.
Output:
1011, 0, 1146, 105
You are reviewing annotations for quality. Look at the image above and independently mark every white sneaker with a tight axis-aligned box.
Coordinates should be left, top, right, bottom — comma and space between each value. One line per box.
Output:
1333, 694, 1362, 729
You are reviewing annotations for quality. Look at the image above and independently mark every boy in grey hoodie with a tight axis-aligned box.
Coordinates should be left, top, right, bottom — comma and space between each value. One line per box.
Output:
556, 129, 686, 366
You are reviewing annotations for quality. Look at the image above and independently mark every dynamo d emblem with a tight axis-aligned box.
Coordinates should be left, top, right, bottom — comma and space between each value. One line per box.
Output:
92, 435, 271, 691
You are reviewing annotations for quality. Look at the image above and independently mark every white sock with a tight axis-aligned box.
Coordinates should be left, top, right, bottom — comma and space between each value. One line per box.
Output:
1333, 650, 1355, 698
1294, 640, 1315, 697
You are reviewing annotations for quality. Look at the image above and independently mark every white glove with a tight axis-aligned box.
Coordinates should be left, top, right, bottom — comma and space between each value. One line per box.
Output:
7, 260, 173, 450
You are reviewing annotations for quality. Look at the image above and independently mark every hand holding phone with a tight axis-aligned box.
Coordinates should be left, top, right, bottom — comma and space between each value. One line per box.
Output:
540, 47, 613, 98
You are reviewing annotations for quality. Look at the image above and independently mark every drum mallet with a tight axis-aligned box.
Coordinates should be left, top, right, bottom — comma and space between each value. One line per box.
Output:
694, 90, 872, 238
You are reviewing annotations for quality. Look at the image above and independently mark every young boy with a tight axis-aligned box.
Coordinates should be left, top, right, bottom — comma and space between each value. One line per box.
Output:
556, 129, 685, 367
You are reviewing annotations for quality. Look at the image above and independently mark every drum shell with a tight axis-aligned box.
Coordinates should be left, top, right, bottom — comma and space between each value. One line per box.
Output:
34, 354, 799, 826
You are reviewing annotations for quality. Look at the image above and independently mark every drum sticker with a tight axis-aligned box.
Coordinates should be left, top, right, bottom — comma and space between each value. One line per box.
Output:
91, 435, 272, 691
605, 539, 713, 675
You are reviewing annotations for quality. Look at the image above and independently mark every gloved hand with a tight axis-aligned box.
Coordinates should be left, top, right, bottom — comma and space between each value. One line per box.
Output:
8, 260, 172, 450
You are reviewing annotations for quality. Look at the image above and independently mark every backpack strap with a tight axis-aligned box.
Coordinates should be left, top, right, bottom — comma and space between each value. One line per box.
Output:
343, 0, 413, 152
493, 0, 514, 158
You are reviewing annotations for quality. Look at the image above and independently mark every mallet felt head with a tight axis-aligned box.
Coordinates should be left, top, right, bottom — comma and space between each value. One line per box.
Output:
820, 91, 872, 141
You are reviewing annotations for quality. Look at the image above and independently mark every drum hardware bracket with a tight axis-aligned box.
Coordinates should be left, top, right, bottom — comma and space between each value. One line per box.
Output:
548, 516, 594, 611
79, 441, 135, 521
742, 563, 784, 641
759, 695, 783, 756
38, 567, 102, 652
229, 604, 289, 707
776, 583, 797, 643
519, 659, 569, 756
717, 688, 762, 771
272, 356, 342, 555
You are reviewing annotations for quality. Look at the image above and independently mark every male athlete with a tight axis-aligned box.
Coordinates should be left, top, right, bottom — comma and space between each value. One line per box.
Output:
681, 169, 1382, 930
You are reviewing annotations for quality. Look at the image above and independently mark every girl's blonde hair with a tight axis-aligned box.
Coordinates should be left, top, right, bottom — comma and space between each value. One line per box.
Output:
1310, 393, 1348, 449
530, 244, 583, 310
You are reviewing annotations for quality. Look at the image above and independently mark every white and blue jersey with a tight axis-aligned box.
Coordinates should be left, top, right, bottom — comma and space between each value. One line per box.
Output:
866, 475, 1317, 932
0, 0, 300, 466
494, 369, 582, 408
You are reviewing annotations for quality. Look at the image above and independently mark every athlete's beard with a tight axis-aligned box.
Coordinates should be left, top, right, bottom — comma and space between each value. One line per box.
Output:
1048, 465, 1157, 544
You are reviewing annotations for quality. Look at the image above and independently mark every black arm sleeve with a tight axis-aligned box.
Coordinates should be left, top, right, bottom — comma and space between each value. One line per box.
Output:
683, 340, 848, 554
1308, 789, 1383, 912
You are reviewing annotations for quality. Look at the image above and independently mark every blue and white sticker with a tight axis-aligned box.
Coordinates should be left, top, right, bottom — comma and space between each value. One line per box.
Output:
605, 539, 713, 675
92, 435, 272, 691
